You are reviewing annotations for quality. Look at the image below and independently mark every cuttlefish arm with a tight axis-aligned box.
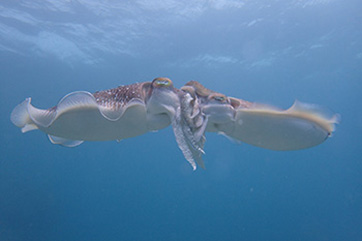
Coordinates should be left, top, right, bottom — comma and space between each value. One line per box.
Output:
176, 90, 206, 170
145, 78, 206, 170
171, 103, 205, 170
10, 80, 172, 147
178, 81, 240, 169
213, 97, 339, 151
181, 81, 235, 141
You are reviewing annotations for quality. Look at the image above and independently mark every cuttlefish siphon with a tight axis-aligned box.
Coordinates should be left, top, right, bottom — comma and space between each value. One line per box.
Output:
11, 77, 339, 170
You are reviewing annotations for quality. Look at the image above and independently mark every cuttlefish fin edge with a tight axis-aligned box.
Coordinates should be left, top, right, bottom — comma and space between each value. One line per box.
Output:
11, 92, 101, 130
48, 135, 84, 147
10, 98, 38, 133
10, 91, 144, 132
286, 100, 340, 134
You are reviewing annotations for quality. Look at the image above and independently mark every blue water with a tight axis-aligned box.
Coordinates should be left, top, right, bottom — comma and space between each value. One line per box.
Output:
1, 1, 361, 240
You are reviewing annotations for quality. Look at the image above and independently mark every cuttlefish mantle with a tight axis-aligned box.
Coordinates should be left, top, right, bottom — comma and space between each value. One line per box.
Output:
11, 77, 339, 170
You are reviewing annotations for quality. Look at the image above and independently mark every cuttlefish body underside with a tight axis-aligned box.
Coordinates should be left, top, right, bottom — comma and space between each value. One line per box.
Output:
11, 78, 339, 170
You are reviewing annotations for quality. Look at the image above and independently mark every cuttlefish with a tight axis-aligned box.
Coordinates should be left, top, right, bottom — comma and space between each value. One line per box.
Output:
181, 81, 339, 151
11, 77, 203, 169
11, 77, 339, 170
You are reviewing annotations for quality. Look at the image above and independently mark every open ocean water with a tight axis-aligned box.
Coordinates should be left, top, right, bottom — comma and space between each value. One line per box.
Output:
0, 1, 361, 240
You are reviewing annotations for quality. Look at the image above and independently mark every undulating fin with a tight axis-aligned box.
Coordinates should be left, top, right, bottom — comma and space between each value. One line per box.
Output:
56, 91, 97, 115
21, 123, 38, 133
10, 97, 56, 131
26, 91, 132, 129
55, 91, 125, 122
48, 135, 84, 147
217, 131, 242, 145
13, 91, 100, 129
286, 100, 340, 134
10, 98, 38, 133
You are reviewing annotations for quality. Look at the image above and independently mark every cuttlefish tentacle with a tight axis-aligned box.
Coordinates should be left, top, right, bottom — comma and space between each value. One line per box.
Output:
142, 77, 206, 170
171, 105, 203, 170
178, 91, 206, 169
181, 81, 236, 138
180, 85, 208, 143
143, 77, 201, 169
144, 77, 202, 170
179, 91, 206, 152
177, 81, 244, 169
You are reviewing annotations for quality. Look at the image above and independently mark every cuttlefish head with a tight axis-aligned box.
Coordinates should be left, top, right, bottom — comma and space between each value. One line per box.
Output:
203, 93, 235, 123
148, 78, 206, 170
145, 77, 180, 117
182, 81, 235, 123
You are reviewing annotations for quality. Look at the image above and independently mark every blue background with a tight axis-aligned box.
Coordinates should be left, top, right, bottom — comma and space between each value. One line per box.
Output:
1, 1, 361, 240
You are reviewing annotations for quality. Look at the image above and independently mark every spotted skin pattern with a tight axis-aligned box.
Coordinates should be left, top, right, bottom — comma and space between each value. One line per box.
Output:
93, 83, 145, 109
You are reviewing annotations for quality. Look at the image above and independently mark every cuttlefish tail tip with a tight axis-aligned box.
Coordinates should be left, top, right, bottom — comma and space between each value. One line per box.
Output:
327, 113, 341, 137
10, 98, 38, 133
332, 113, 341, 125
289, 100, 340, 134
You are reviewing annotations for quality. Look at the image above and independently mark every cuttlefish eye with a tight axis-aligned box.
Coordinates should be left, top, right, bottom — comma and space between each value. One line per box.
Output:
209, 94, 227, 102
152, 77, 173, 87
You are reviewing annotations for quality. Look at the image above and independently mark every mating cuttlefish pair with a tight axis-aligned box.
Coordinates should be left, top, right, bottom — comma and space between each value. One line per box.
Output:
11, 78, 339, 170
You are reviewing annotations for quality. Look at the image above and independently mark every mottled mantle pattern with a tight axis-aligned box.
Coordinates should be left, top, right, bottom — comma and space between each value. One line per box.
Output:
93, 83, 146, 109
